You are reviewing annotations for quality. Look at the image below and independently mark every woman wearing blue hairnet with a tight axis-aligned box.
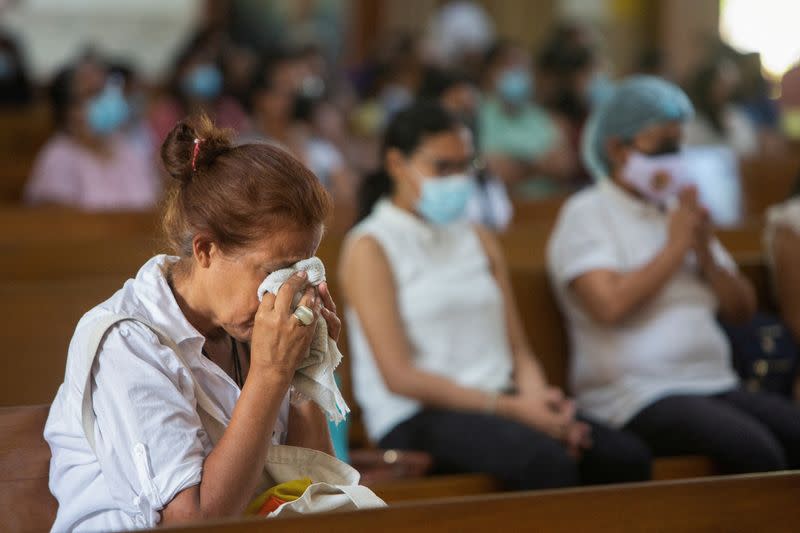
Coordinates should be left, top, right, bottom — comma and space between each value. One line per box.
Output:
547, 76, 800, 473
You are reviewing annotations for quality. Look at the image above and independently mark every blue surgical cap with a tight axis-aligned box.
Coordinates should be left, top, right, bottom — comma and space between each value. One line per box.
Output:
581, 75, 694, 180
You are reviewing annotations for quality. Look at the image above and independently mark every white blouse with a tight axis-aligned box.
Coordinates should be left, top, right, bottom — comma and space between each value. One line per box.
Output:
547, 181, 739, 428
44, 255, 290, 532
345, 200, 514, 442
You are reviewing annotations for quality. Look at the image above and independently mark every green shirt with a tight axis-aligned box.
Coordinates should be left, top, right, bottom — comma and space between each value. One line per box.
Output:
479, 97, 559, 161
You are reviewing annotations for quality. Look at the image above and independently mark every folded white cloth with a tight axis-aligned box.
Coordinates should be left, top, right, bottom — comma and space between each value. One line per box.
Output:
257, 257, 350, 423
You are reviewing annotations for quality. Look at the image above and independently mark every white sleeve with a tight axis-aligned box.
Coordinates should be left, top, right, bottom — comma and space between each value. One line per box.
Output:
91, 322, 205, 525
547, 199, 623, 287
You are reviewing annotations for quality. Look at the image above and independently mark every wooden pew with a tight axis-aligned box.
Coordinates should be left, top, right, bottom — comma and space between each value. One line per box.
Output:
0, 405, 56, 533
0, 237, 158, 281
2, 403, 792, 533
0, 276, 126, 406
740, 156, 800, 219
0, 207, 159, 245
0, 104, 53, 204
152, 471, 800, 533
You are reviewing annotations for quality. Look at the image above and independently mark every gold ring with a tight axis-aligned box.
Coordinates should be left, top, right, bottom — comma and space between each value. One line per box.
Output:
293, 305, 315, 326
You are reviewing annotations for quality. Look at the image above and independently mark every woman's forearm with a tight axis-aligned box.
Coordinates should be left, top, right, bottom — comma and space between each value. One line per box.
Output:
387, 366, 498, 414
196, 369, 292, 517
574, 242, 687, 325
702, 262, 757, 324
285, 400, 334, 455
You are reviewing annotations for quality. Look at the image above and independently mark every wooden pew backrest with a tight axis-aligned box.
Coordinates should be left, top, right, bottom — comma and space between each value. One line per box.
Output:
153, 471, 800, 533
0, 405, 56, 533
0, 276, 127, 406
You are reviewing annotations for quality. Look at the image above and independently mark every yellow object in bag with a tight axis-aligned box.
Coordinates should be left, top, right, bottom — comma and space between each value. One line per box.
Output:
246, 478, 314, 516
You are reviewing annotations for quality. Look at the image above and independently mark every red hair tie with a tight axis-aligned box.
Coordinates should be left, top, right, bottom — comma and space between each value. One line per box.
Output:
191, 138, 203, 171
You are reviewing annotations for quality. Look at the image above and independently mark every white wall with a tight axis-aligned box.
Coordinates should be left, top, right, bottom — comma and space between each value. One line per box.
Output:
2, 0, 201, 82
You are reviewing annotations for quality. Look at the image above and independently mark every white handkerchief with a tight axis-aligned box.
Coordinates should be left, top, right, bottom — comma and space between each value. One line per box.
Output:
257, 257, 349, 422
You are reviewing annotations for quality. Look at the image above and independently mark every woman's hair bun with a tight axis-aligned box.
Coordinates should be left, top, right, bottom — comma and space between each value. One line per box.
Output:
160, 113, 234, 184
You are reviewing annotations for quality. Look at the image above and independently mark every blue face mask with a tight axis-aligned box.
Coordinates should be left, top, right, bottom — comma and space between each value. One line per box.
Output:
86, 83, 130, 135
182, 64, 223, 100
416, 173, 476, 225
497, 68, 532, 105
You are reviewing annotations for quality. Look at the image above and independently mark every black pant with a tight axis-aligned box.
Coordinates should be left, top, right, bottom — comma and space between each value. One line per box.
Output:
379, 409, 651, 490
625, 389, 800, 474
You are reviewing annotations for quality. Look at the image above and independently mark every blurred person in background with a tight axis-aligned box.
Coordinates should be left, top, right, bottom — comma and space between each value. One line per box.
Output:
684, 58, 759, 157
479, 40, 576, 198
24, 57, 160, 210
243, 53, 355, 215
537, 38, 613, 186
548, 76, 800, 473
418, 68, 512, 230
220, 43, 259, 111
735, 52, 785, 157
342, 102, 652, 491
0, 31, 34, 107
424, 0, 495, 80
764, 179, 800, 400
108, 61, 156, 163
351, 33, 425, 137
149, 29, 249, 143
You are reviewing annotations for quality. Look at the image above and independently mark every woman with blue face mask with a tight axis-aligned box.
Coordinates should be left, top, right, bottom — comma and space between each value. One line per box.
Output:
478, 40, 576, 197
23, 59, 160, 210
339, 102, 652, 490
148, 29, 248, 144
548, 75, 800, 473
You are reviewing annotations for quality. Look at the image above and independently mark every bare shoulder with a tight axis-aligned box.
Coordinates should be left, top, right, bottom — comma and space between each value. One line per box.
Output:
338, 233, 393, 289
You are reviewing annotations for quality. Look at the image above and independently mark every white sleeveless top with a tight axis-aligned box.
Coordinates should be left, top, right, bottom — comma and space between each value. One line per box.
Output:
345, 199, 514, 442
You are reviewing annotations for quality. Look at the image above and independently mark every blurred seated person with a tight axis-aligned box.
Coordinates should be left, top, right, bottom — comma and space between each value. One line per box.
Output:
0, 31, 34, 107
479, 40, 575, 198
341, 102, 651, 490
24, 59, 160, 211
735, 52, 785, 157
419, 68, 512, 230
109, 61, 156, 162
537, 38, 614, 186
548, 76, 800, 473
764, 183, 800, 399
149, 29, 248, 143
351, 32, 425, 137
242, 54, 355, 216
684, 59, 759, 157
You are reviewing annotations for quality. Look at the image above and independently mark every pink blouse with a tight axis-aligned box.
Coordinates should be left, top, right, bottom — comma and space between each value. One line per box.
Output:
24, 134, 161, 211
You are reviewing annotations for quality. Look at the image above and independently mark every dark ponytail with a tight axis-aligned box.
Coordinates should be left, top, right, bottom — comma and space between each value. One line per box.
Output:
357, 101, 460, 221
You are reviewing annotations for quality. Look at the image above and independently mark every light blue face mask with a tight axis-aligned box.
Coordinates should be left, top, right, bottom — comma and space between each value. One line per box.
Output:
497, 68, 532, 105
86, 83, 130, 135
416, 172, 476, 225
182, 63, 223, 100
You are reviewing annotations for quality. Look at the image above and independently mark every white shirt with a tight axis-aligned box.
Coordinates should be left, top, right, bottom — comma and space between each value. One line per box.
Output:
44, 255, 290, 532
546, 181, 739, 428
345, 200, 514, 442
